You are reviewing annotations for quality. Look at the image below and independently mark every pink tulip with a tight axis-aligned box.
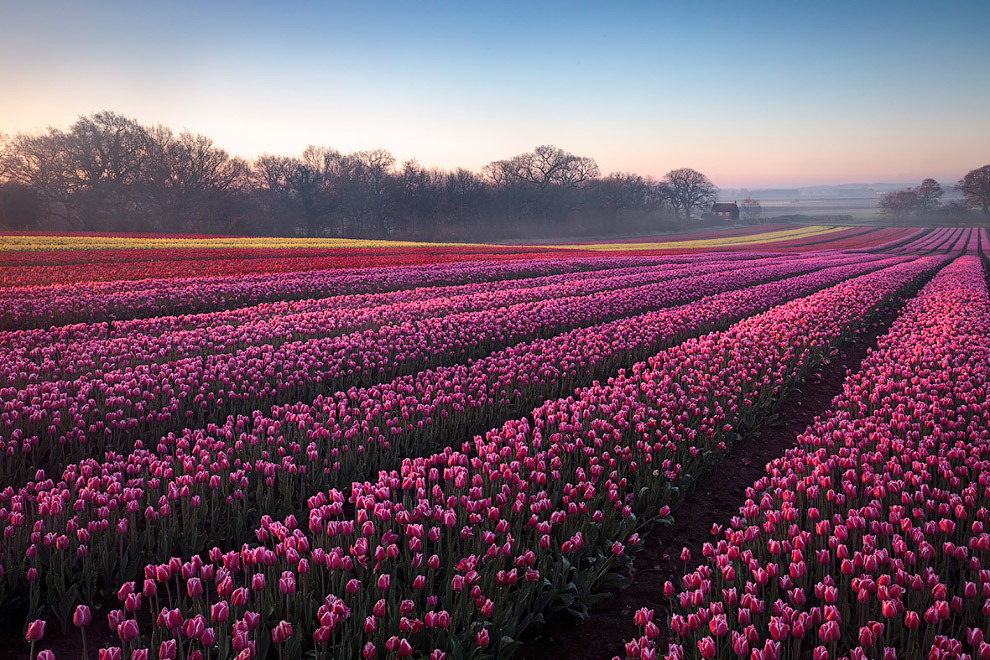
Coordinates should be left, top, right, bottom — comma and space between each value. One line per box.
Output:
25, 619, 45, 641
117, 619, 139, 642
74, 605, 92, 627
271, 621, 292, 644
158, 640, 177, 660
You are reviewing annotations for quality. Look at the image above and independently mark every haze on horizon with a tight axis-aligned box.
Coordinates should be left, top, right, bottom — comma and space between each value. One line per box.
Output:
2, 0, 988, 189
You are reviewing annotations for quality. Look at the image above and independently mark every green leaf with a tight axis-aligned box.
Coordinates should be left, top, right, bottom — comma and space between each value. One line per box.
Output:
499, 636, 520, 656
594, 571, 632, 592
534, 588, 555, 614
450, 634, 465, 660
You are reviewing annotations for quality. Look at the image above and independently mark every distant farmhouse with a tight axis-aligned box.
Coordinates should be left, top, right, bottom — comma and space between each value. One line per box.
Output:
711, 202, 740, 221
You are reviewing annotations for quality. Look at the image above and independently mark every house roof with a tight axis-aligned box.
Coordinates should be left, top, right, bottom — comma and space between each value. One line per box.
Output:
711, 202, 739, 212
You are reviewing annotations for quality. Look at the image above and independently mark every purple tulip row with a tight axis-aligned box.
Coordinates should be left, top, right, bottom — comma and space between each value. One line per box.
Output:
0, 253, 861, 486
0, 254, 894, 621
233, 254, 905, 488
963, 229, 986, 254
1, 256, 744, 359
619, 255, 990, 660
48, 255, 943, 660
852, 228, 927, 253
946, 228, 976, 253
891, 227, 970, 255
0, 257, 781, 389
0, 255, 701, 331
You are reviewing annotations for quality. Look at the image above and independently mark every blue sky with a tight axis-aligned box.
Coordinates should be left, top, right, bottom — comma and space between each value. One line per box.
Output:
2, 0, 988, 186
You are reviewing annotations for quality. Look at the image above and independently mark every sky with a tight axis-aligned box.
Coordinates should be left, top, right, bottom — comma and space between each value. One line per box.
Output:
1, 0, 988, 188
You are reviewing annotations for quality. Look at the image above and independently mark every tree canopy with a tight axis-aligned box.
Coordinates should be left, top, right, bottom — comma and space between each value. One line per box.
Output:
958, 165, 990, 214
0, 114, 693, 238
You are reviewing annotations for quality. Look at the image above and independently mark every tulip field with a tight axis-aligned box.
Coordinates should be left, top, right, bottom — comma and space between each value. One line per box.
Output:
1, 225, 988, 659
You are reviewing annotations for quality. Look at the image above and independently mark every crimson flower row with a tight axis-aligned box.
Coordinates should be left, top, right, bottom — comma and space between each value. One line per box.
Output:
1, 247, 666, 289
1, 256, 729, 356
0, 258, 765, 389
0, 254, 677, 331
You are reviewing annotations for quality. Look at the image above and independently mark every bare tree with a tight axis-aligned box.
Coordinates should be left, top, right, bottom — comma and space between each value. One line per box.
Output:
740, 197, 763, 223
913, 178, 943, 213
0, 182, 42, 229
659, 168, 718, 222
283, 159, 325, 237
295, 146, 349, 236
146, 128, 244, 231
879, 189, 921, 219
346, 149, 396, 237
0, 133, 12, 182
443, 167, 486, 235
65, 111, 153, 227
592, 172, 653, 215
6, 129, 76, 226
252, 154, 298, 234
958, 165, 990, 215
253, 154, 296, 197
483, 145, 599, 189
937, 200, 973, 227
481, 158, 517, 187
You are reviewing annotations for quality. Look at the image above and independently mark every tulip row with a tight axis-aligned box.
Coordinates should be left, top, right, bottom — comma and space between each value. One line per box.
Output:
0, 253, 853, 485
0, 250, 600, 289
230, 254, 904, 494
570, 225, 842, 252
921, 227, 964, 253
0, 225, 820, 289
769, 228, 908, 252
892, 227, 970, 255
946, 228, 975, 253
0, 254, 684, 330
889, 228, 946, 254
849, 228, 928, 253
51, 255, 944, 660
0, 257, 770, 387
1, 257, 715, 356
562, 225, 793, 246
0, 254, 886, 622
621, 255, 990, 660
0, 246, 566, 267
725, 228, 874, 251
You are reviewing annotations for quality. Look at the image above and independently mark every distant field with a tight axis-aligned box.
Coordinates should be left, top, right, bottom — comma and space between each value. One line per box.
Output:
759, 196, 880, 221
0, 224, 879, 287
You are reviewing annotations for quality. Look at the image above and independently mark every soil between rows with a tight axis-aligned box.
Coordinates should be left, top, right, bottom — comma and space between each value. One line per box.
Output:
513, 303, 906, 660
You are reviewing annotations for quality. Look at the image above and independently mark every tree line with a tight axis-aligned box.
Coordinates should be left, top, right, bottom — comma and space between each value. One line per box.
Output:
879, 171, 990, 224
0, 111, 727, 239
